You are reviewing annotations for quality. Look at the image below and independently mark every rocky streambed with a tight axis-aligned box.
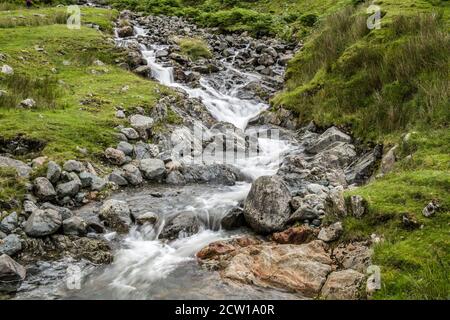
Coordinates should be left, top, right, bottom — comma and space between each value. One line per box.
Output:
0, 8, 386, 300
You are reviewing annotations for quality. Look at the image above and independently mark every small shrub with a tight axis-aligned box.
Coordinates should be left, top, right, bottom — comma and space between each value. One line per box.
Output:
177, 37, 212, 61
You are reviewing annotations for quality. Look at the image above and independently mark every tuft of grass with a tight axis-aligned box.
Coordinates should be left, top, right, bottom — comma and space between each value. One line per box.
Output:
273, 3, 449, 141
176, 37, 212, 61
0, 167, 27, 212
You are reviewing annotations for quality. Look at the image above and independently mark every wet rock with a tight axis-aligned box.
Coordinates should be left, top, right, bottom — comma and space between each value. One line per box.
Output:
422, 200, 440, 218
159, 212, 200, 240
0, 254, 26, 293
108, 170, 128, 186
318, 222, 343, 242
46, 161, 61, 184
243, 175, 292, 234
24, 209, 62, 237
221, 207, 245, 230
135, 212, 159, 225
321, 269, 365, 300
62, 216, 88, 236
120, 127, 139, 140
139, 158, 165, 180
34, 177, 56, 201
0, 212, 18, 234
99, 199, 131, 233
63, 160, 84, 173
122, 163, 143, 186
0, 234, 22, 256
20, 234, 112, 264
181, 164, 242, 186
348, 195, 367, 218
270, 226, 318, 245
104, 147, 127, 165
117, 141, 134, 156
0, 156, 32, 178
117, 26, 134, 38
306, 127, 351, 154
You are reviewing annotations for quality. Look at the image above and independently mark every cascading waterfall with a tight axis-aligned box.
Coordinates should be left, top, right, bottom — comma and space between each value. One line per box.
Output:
16, 23, 296, 300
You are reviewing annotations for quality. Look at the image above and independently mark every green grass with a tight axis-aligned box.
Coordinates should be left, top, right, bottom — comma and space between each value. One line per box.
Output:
0, 7, 171, 162
337, 129, 450, 299
0, 167, 27, 212
176, 37, 212, 61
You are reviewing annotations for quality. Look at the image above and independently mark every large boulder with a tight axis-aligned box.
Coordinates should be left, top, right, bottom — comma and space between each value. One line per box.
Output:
34, 177, 56, 201
321, 269, 366, 300
139, 158, 165, 180
198, 240, 333, 298
0, 254, 26, 293
24, 209, 62, 237
243, 175, 292, 233
99, 199, 132, 233
129, 114, 154, 139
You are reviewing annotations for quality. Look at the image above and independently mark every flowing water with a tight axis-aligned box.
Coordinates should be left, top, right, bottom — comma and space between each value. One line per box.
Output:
15, 24, 299, 300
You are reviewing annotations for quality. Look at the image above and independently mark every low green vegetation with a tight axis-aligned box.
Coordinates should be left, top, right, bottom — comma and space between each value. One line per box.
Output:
0, 6, 170, 162
0, 167, 27, 212
176, 37, 212, 61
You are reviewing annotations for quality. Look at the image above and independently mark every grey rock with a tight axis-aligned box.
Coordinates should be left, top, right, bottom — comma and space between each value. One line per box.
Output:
0, 212, 18, 234
165, 171, 186, 185
108, 170, 128, 186
423, 200, 439, 218
0, 156, 32, 178
122, 164, 143, 186
380, 145, 397, 175
46, 161, 61, 183
63, 216, 88, 236
135, 212, 159, 225
99, 199, 131, 233
345, 146, 381, 185
181, 164, 242, 186
23, 200, 38, 215
159, 212, 200, 240
34, 177, 56, 201
40, 202, 72, 220
0, 254, 26, 293
318, 222, 343, 242
366, 265, 382, 298
321, 269, 365, 300
104, 147, 127, 165
221, 207, 245, 230
133, 65, 151, 77
56, 180, 80, 197
115, 110, 126, 119
63, 160, 84, 173
121, 127, 139, 140
139, 158, 165, 180
243, 175, 292, 234
307, 126, 351, 154
117, 141, 134, 156
24, 209, 62, 237
78, 172, 106, 191
19, 98, 36, 108
134, 142, 159, 160
0, 234, 22, 256
1, 64, 14, 75
129, 115, 154, 139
